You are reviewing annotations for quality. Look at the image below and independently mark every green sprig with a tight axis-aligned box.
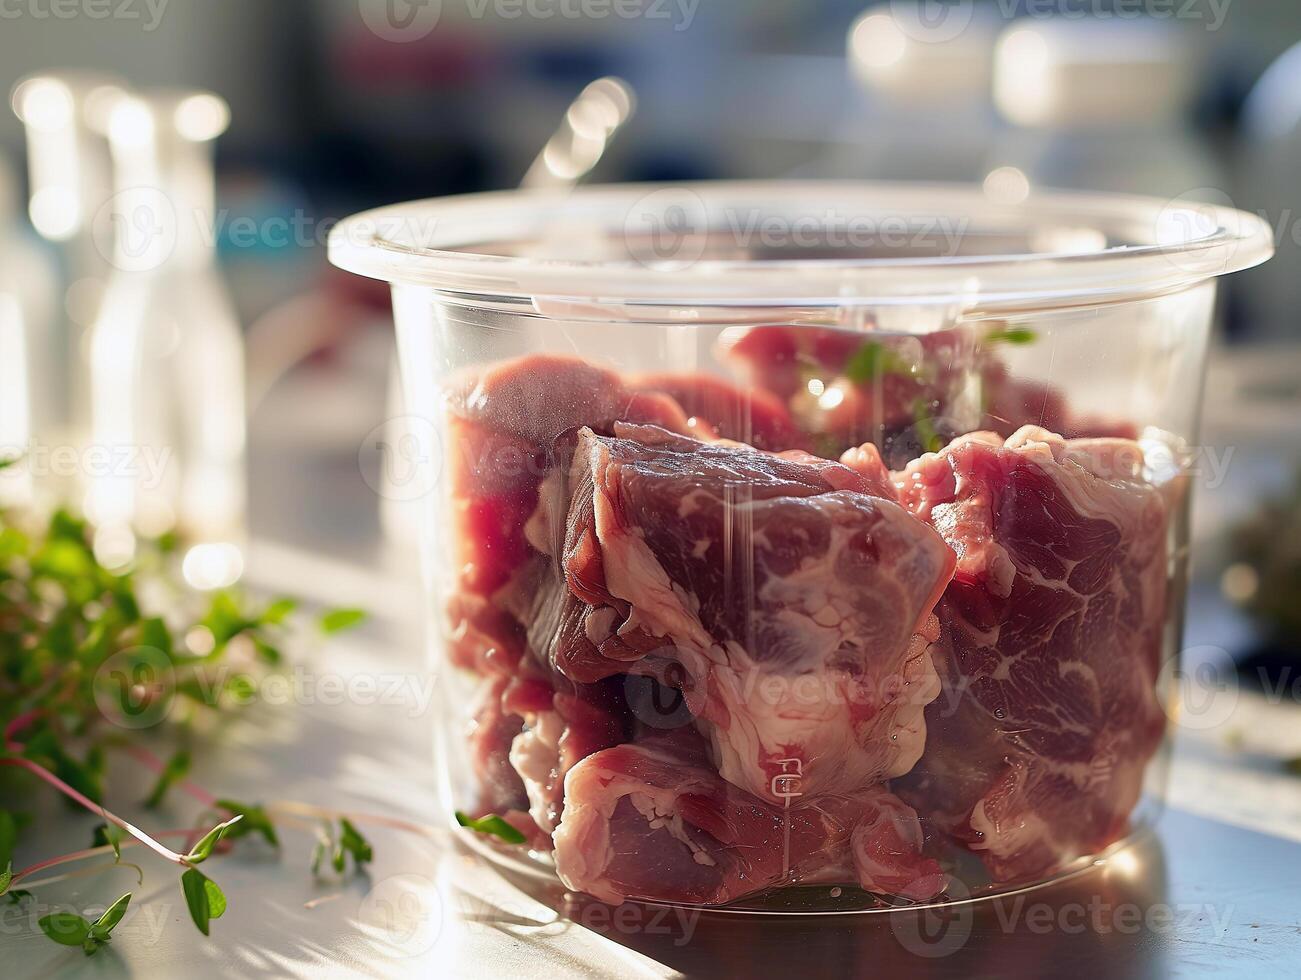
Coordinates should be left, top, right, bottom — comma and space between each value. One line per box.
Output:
180, 868, 226, 936
0, 503, 367, 953
984, 325, 1038, 345
454, 810, 527, 844
38, 892, 131, 956
310, 818, 374, 877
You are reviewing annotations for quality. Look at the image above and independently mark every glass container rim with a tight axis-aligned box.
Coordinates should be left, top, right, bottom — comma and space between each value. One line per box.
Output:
327, 180, 1274, 310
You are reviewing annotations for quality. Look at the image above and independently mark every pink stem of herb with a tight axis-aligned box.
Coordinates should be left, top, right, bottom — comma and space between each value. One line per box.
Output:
0, 756, 191, 867
3, 710, 43, 752
12, 827, 211, 883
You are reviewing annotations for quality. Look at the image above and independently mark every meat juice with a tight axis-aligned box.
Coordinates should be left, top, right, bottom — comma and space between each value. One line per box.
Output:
328, 182, 1273, 911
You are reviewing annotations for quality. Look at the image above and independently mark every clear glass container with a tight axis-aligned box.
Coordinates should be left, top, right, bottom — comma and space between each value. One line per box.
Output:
329, 182, 1272, 911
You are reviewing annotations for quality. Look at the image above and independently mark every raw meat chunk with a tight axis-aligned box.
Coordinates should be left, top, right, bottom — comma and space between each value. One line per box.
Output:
978, 361, 1139, 441
448, 353, 690, 451
630, 372, 806, 452
978, 361, 1070, 441
507, 674, 627, 834
443, 355, 699, 675
547, 423, 955, 804
446, 589, 528, 676
467, 676, 528, 815
894, 426, 1168, 881
445, 416, 542, 596
442, 349, 1169, 908
553, 739, 945, 905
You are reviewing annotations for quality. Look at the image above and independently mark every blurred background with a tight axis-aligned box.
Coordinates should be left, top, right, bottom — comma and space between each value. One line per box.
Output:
0, 0, 1298, 665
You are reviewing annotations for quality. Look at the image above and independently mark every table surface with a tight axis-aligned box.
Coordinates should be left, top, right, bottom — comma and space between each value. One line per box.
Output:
7, 341, 1301, 980
4, 541, 1300, 980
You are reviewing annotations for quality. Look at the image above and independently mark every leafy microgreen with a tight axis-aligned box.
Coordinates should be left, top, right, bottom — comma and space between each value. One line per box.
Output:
0, 503, 371, 953
338, 818, 373, 869
93, 821, 124, 861
844, 341, 912, 385
144, 750, 192, 809
39, 911, 91, 948
984, 325, 1038, 345
260, 598, 298, 626
319, 608, 367, 634
250, 637, 282, 666
912, 398, 944, 454
85, 892, 131, 952
216, 800, 279, 847
454, 811, 527, 845
309, 818, 373, 877
310, 828, 328, 876
185, 815, 243, 864
37, 892, 132, 955
180, 868, 226, 936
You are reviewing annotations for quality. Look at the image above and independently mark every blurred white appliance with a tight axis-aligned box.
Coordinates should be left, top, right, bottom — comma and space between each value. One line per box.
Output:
837, 2, 1004, 184
1239, 40, 1301, 341
989, 18, 1221, 197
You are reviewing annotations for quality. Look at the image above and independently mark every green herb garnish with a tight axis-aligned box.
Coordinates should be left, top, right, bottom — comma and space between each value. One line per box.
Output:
185, 815, 242, 864
180, 868, 226, 936
39, 892, 131, 956
215, 799, 279, 847
984, 326, 1038, 345
844, 341, 912, 385
310, 817, 374, 876
912, 398, 944, 454
0, 504, 367, 953
92, 822, 123, 861
455, 810, 527, 844
318, 607, 367, 634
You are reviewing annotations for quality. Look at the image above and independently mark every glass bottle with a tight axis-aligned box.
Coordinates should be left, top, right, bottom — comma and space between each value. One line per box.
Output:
9, 72, 120, 496
86, 89, 246, 587
0, 155, 59, 507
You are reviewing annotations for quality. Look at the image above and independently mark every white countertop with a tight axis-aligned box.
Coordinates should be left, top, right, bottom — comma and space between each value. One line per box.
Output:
3, 541, 1300, 980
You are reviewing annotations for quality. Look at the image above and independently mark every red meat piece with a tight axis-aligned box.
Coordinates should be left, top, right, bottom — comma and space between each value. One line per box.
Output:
894, 426, 1168, 881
